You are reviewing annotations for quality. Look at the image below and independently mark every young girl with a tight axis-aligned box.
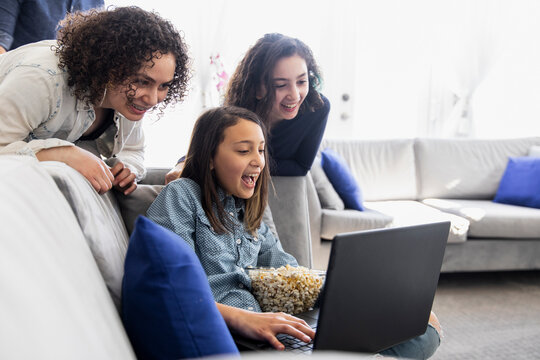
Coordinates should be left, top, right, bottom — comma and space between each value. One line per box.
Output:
149, 106, 442, 357
165, 33, 329, 183
147, 106, 315, 350
0, 6, 190, 195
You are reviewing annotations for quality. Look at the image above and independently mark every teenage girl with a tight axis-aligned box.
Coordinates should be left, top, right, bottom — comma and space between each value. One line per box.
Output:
165, 33, 329, 183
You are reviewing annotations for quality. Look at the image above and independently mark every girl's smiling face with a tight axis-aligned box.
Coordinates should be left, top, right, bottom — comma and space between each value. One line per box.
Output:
100, 52, 176, 121
211, 118, 266, 199
266, 54, 309, 125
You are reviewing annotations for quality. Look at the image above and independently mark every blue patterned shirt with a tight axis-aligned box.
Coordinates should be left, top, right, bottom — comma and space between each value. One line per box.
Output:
147, 178, 298, 311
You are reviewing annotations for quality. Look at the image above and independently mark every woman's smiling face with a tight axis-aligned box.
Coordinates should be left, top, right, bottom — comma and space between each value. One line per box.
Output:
101, 52, 176, 121
211, 118, 266, 199
266, 54, 309, 125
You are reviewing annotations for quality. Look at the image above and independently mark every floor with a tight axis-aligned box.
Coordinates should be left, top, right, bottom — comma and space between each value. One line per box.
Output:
431, 270, 540, 359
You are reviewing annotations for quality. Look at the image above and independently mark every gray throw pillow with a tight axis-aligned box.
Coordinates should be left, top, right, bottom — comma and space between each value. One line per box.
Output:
114, 184, 163, 235
311, 158, 345, 210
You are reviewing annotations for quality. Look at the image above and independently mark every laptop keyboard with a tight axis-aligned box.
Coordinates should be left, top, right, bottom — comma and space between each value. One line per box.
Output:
277, 327, 316, 354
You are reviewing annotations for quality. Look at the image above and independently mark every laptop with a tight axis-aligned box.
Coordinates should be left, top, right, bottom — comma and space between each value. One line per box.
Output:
234, 221, 450, 354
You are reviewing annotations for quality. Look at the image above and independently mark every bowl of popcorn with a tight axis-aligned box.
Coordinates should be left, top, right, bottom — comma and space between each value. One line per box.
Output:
247, 264, 325, 315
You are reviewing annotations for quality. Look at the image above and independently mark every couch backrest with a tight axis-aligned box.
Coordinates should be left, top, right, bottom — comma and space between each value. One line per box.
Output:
321, 139, 417, 201
415, 137, 540, 199
0, 156, 135, 360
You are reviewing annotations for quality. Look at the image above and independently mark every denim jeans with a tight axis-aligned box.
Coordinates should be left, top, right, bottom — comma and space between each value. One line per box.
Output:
379, 325, 441, 359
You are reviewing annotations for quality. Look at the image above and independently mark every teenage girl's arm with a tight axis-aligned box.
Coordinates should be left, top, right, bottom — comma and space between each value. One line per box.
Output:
164, 156, 186, 184
216, 303, 315, 351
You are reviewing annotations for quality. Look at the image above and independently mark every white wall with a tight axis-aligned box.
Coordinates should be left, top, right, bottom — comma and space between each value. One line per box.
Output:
106, 0, 540, 167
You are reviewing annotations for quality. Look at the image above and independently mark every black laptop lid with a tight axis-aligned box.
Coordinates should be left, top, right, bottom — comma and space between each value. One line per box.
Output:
314, 221, 450, 353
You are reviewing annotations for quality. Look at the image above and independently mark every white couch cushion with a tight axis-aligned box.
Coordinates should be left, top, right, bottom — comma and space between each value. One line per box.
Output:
365, 200, 470, 243
0, 155, 135, 360
320, 208, 393, 240
529, 145, 540, 157
40, 161, 129, 309
415, 137, 540, 199
322, 139, 417, 201
422, 198, 540, 239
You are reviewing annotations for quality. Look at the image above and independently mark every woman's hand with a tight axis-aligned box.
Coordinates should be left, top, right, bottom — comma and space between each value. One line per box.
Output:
36, 145, 114, 194
165, 161, 184, 184
216, 303, 315, 351
110, 161, 137, 195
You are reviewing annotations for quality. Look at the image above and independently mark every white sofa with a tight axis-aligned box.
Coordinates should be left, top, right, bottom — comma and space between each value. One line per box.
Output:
0, 154, 313, 359
0, 155, 135, 359
306, 137, 540, 271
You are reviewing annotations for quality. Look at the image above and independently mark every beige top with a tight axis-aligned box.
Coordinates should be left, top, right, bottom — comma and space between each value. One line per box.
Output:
0, 40, 146, 180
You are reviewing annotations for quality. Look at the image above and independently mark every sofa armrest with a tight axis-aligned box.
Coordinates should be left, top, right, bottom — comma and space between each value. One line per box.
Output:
267, 176, 313, 268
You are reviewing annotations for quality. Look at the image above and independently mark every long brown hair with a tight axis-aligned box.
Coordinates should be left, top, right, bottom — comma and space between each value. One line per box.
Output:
225, 33, 324, 127
181, 106, 269, 235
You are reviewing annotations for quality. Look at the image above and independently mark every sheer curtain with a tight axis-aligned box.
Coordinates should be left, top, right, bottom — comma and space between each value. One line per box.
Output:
425, 0, 509, 137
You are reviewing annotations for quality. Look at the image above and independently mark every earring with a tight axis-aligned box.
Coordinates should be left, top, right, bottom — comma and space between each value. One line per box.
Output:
99, 86, 108, 107
98, 82, 112, 107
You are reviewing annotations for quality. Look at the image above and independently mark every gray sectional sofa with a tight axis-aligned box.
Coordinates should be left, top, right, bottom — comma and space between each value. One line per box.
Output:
299, 137, 540, 271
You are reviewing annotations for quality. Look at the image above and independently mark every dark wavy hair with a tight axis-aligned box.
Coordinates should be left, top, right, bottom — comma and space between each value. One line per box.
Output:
54, 6, 191, 111
225, 33, 324, 126
181, 106, 269, 235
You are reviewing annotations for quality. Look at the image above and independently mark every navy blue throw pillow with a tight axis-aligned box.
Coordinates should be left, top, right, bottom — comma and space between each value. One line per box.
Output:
122, 216, 239, 359
321, 148, 365, 211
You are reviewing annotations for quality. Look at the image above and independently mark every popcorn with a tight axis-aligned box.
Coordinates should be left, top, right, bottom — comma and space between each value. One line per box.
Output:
248, 265, 325, 315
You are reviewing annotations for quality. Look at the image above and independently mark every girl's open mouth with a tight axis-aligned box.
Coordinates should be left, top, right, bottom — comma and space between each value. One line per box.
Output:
241, 174, 258, 188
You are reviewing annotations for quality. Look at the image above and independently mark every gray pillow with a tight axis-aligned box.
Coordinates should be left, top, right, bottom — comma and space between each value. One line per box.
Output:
311, 158, 345, 210
114, 184, 163, 234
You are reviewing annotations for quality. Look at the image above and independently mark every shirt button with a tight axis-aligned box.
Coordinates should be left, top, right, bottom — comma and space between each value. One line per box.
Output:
236, 239, 241, 245
238, 283, 244, 289
254, 237, 258, 242
229, 212, 234, 216
247, 306, 254, 311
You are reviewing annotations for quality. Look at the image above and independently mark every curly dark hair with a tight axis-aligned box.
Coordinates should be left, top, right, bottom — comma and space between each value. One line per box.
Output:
55, 6, 191, 111
225, 33, 324, 126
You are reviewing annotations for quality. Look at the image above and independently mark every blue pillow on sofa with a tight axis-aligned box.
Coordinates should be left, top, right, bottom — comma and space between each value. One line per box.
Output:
122, 216, 238, 359
321, 148, 365, 211
493, 157, 540, 209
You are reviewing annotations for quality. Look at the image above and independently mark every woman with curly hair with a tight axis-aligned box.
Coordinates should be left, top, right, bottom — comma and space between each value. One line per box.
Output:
0, 6, 190, 195
166, 33, 329, 183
